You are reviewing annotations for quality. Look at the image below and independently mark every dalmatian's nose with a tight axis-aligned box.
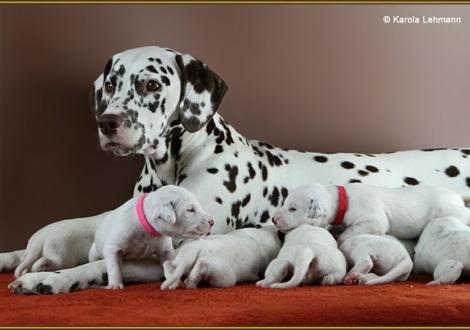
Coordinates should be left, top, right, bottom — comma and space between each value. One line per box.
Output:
208, 218, 215, 227
98, 114, 124, 136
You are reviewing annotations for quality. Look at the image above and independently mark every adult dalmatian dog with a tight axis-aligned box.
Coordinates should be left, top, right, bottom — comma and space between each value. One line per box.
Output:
3, 45, 470, 294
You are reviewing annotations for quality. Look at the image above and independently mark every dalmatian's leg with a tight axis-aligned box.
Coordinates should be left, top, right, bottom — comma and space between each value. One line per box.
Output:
0, 250, 25, 272
269, 248, 314, 289
257, 259, 291, 288
427, 259, 463, 285
9, 259, 162, 295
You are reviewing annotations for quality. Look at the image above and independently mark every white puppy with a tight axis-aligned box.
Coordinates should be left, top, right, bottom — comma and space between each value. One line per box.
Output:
257, 224, 346, 288
13, 215, 103, 279
273, 183, 470, 244
89, 185, 214, 289
414, 216, 470, 285
160, 226, 281, 290
340, 234, 413, 285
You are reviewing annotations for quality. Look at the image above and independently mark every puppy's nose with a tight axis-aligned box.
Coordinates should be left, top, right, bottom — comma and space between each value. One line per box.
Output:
208, 218, 215, 227
98, 114, 124, 136
272, 216, 279, 225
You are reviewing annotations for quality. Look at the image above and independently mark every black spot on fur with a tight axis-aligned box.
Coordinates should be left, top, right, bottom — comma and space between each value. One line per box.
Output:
242, 194, 251, 207
263, 187, 268, 197
146, 65, 158, 73
176, 173, 187, 184
314, 155, 328, 163
36, 283, 53, 295
461, 149, 470, 155
215, 197, 223, 205
266, 150, 283, 167
102, 273, 109, 285
161, 76, 170, 86
214, 145, 224, 154
341, 161, 355, 169
365, 165, 379, 173
269, 187, 280, 207
349, 179, 362, 183
207, 168, 218, 174
260, 210, 270, 223
404, 177, 419, 185
88, 279, 97, 286
422, 148, 446, 152
445, 165, 460, 177
281, 187, 289, 203
223, 164, 238, 193
69, 281, 80, 292
466, 177, 470, 188
231, 201, 241, 218
103, 58, 113, 82
358, 170, 369, 176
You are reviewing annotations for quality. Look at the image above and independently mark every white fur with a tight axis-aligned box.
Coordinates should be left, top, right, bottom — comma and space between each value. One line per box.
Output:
414, 216, 470, 285
91, 185, 213, 289
273, 183, 470, 245
257, 224, 346, 288
160, 226, 281, 290
340, 234, 412, 285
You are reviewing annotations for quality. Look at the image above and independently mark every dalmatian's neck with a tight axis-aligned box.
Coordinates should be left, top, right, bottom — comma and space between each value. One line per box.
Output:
137, 113, 244, 193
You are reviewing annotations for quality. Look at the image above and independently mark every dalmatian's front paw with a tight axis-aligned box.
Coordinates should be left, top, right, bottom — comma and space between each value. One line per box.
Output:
9, 271, 84, 295
342, 272, 366, 285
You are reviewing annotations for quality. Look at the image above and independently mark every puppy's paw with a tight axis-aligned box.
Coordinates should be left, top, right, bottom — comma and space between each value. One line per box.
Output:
256, 280, 269, 288
106, 283, 124, 290
343, 272, 364, 285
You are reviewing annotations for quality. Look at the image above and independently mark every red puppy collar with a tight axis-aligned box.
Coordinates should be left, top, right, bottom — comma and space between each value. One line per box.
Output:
332, 186, 348, 226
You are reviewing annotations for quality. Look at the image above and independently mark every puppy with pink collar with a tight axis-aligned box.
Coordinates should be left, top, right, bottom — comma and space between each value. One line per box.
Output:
89, 185, 214, 289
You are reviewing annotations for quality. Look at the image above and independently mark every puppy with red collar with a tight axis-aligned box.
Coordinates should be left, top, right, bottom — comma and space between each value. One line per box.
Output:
89, 185, 214, 289
272, 183, 470, 245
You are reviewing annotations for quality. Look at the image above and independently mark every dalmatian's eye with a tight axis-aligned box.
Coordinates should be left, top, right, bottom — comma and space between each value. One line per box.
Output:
187, 207, 195, 213
146, 80, 161, 92
104, 81, 114, 94
289, 207, 297, 212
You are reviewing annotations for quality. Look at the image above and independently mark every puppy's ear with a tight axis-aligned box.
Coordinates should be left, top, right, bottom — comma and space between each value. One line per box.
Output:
175, 54, 228, 132
306, 198, 328, 219
156, 202, 177, 225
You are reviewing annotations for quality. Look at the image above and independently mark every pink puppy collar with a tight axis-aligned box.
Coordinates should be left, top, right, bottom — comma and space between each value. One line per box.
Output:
136, 193, 162, 237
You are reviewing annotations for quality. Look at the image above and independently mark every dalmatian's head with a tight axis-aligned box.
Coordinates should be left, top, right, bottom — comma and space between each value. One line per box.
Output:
91, 46, 228, 158
146, 185, 214, 239
272, 184, 331, 232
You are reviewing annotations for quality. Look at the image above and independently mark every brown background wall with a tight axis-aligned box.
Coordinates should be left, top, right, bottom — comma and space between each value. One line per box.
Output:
0, 4, 469, 250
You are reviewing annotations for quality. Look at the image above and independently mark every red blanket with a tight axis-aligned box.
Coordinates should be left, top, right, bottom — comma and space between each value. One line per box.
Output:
0, 274, 469, 326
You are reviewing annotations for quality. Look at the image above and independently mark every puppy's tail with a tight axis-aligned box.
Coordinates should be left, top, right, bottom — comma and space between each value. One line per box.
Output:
14, 243, 42, 278
270, 248, 314, 289
364, 258, 413, 285
161, 246, 200, 290
0, 250, 25, 273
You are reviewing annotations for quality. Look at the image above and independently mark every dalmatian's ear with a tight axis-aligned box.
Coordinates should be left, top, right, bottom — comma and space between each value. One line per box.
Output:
155, 202, 177, 225
175, 54, 228, 132
91, 73, 106, 118
306, 198, 328, 219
